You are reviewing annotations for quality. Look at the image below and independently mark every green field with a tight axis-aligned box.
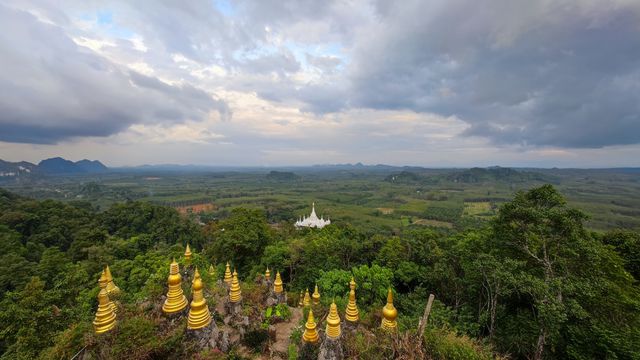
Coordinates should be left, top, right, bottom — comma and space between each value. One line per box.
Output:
3, 167, 640, 232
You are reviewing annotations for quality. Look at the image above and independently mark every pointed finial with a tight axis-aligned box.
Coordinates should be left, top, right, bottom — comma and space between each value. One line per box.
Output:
93, 288, 117, 334
224, 262, 232, 286
345, 278, 359, 323
187, 267, 212, 330
325, 301, 341, 339
381, 288, 398, 331
184, 243, 192, 262
162, 259, 188, 315
274, 271, 283, 294
104, 265, 120, 296
265, 267, 271, 281
302, 309, 319, 343
312, 284, 320, 305
229, 269, 242, 303
303, 288, 311, 307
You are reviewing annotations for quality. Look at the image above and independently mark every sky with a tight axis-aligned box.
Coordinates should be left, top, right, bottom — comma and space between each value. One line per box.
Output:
1, 0, 640, 168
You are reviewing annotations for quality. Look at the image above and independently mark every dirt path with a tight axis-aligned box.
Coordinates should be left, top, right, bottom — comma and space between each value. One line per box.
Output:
270, 306, 303, 356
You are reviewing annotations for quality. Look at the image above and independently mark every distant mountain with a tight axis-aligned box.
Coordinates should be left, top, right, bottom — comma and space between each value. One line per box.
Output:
0, 157, 108, 179
0, 159, 37, 177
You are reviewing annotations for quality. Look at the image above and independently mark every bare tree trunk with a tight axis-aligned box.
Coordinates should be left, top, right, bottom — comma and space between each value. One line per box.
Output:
418, 294, 435, 338
534, 328, 546, 360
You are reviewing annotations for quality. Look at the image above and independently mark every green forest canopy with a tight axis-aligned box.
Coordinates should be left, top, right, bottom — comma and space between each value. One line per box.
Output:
0, 185, 638, 359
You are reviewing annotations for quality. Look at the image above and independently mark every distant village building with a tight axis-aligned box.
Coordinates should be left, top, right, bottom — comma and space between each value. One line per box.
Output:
295, 202, 331, 229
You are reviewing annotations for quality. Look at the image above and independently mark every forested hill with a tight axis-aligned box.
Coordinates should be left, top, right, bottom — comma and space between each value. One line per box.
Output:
0, 185, 639, 359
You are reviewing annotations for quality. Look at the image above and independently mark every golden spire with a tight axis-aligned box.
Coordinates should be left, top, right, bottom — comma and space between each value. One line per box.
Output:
274, 271, 283, 294
302, 309, 319, 343
325, 301, 341, 339
265, 267, 271, 281
229, 269, 242, 303
162, 259, 188, 315
381, 288, 398, 331
104, 265, 120, 296
224, 262, 232, 286
187, 268, 212, 330
345, 277, 359, 323
303, 288, 311, 307
93, 288, 117, 334
298, 290, 304, 307
184, 243, 192, 263
98, 270, 117, 313
208, 264, 216, 278
312, 284, 320, 305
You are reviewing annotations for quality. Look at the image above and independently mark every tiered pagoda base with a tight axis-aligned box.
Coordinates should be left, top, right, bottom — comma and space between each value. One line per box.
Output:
318, 335, 344, 360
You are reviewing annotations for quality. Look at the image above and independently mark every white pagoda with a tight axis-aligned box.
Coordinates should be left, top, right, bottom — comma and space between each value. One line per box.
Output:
295, 202, 331, 229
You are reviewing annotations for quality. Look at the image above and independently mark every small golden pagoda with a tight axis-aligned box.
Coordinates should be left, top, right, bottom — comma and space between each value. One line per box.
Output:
224, 262, 232, 286
98, 270, 117, 313
184, 243, 192, 263
312, 284, 321, 305
162, 259, 188, 315
265, 267, 271, 281
229, 269, 242, 303
274, 271, 283, 294
208, 264, 217, 278
104, 265, 120, 296
298, 290, 304, 307
345, 277, 359, 323
93, 288, 117, 334
303, 288, 311, 307
187, 268, 212, 330
302, 308, 320, 343
380, 288, 398, 331
325, 301, 342, 339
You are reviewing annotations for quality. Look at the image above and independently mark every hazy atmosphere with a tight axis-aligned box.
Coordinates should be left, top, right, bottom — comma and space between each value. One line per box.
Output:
2, 0, 640, 167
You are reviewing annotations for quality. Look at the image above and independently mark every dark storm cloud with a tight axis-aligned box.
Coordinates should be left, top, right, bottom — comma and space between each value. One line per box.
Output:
339, 0, 640, 148
0, 5, 229, 144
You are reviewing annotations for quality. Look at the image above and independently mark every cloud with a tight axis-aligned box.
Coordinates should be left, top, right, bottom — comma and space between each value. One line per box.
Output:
0, 4, 229, 144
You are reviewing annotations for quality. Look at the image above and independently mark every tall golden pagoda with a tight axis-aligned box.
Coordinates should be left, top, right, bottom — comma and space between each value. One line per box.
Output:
325, 301, 342, 339
162, 259, 188, 315
93, 288, 117, 334
184, 244, 192, 263
302, 309, 320, 343
224, 262, 232, 286
104, 265, 120, 296
187, 268, 212, 330
345, 277, 359, 323
312, 284, 321, 305
273, 271, 283, 294
303, 288, 311, 306
380, 288, 398, 331
265, 267, 271, 282
98, 270, 117, 313
298, 290, 304, 307
229, 269, 242, 303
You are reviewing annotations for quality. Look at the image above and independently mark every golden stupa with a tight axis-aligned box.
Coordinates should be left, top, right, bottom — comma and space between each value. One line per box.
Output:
162, 259, 188, 315
224, 262, 232, 286
302, 308, 319, 343
298, 290, 304, 307
381, 288, 398, 331
229, 269, 242, 303
98, 270, 117, 313
273, 271, 283, 294
345, 277, 359, 323
303, 288, 311, 306
208, 264, 217, 278
312, 284, 321, 305
187, 268, 212, 330
184, 243, 192, 263
104, 265, 120, 296
265, 267, 271, 281
325, 301, 342, 339
93, 288, 117, 334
